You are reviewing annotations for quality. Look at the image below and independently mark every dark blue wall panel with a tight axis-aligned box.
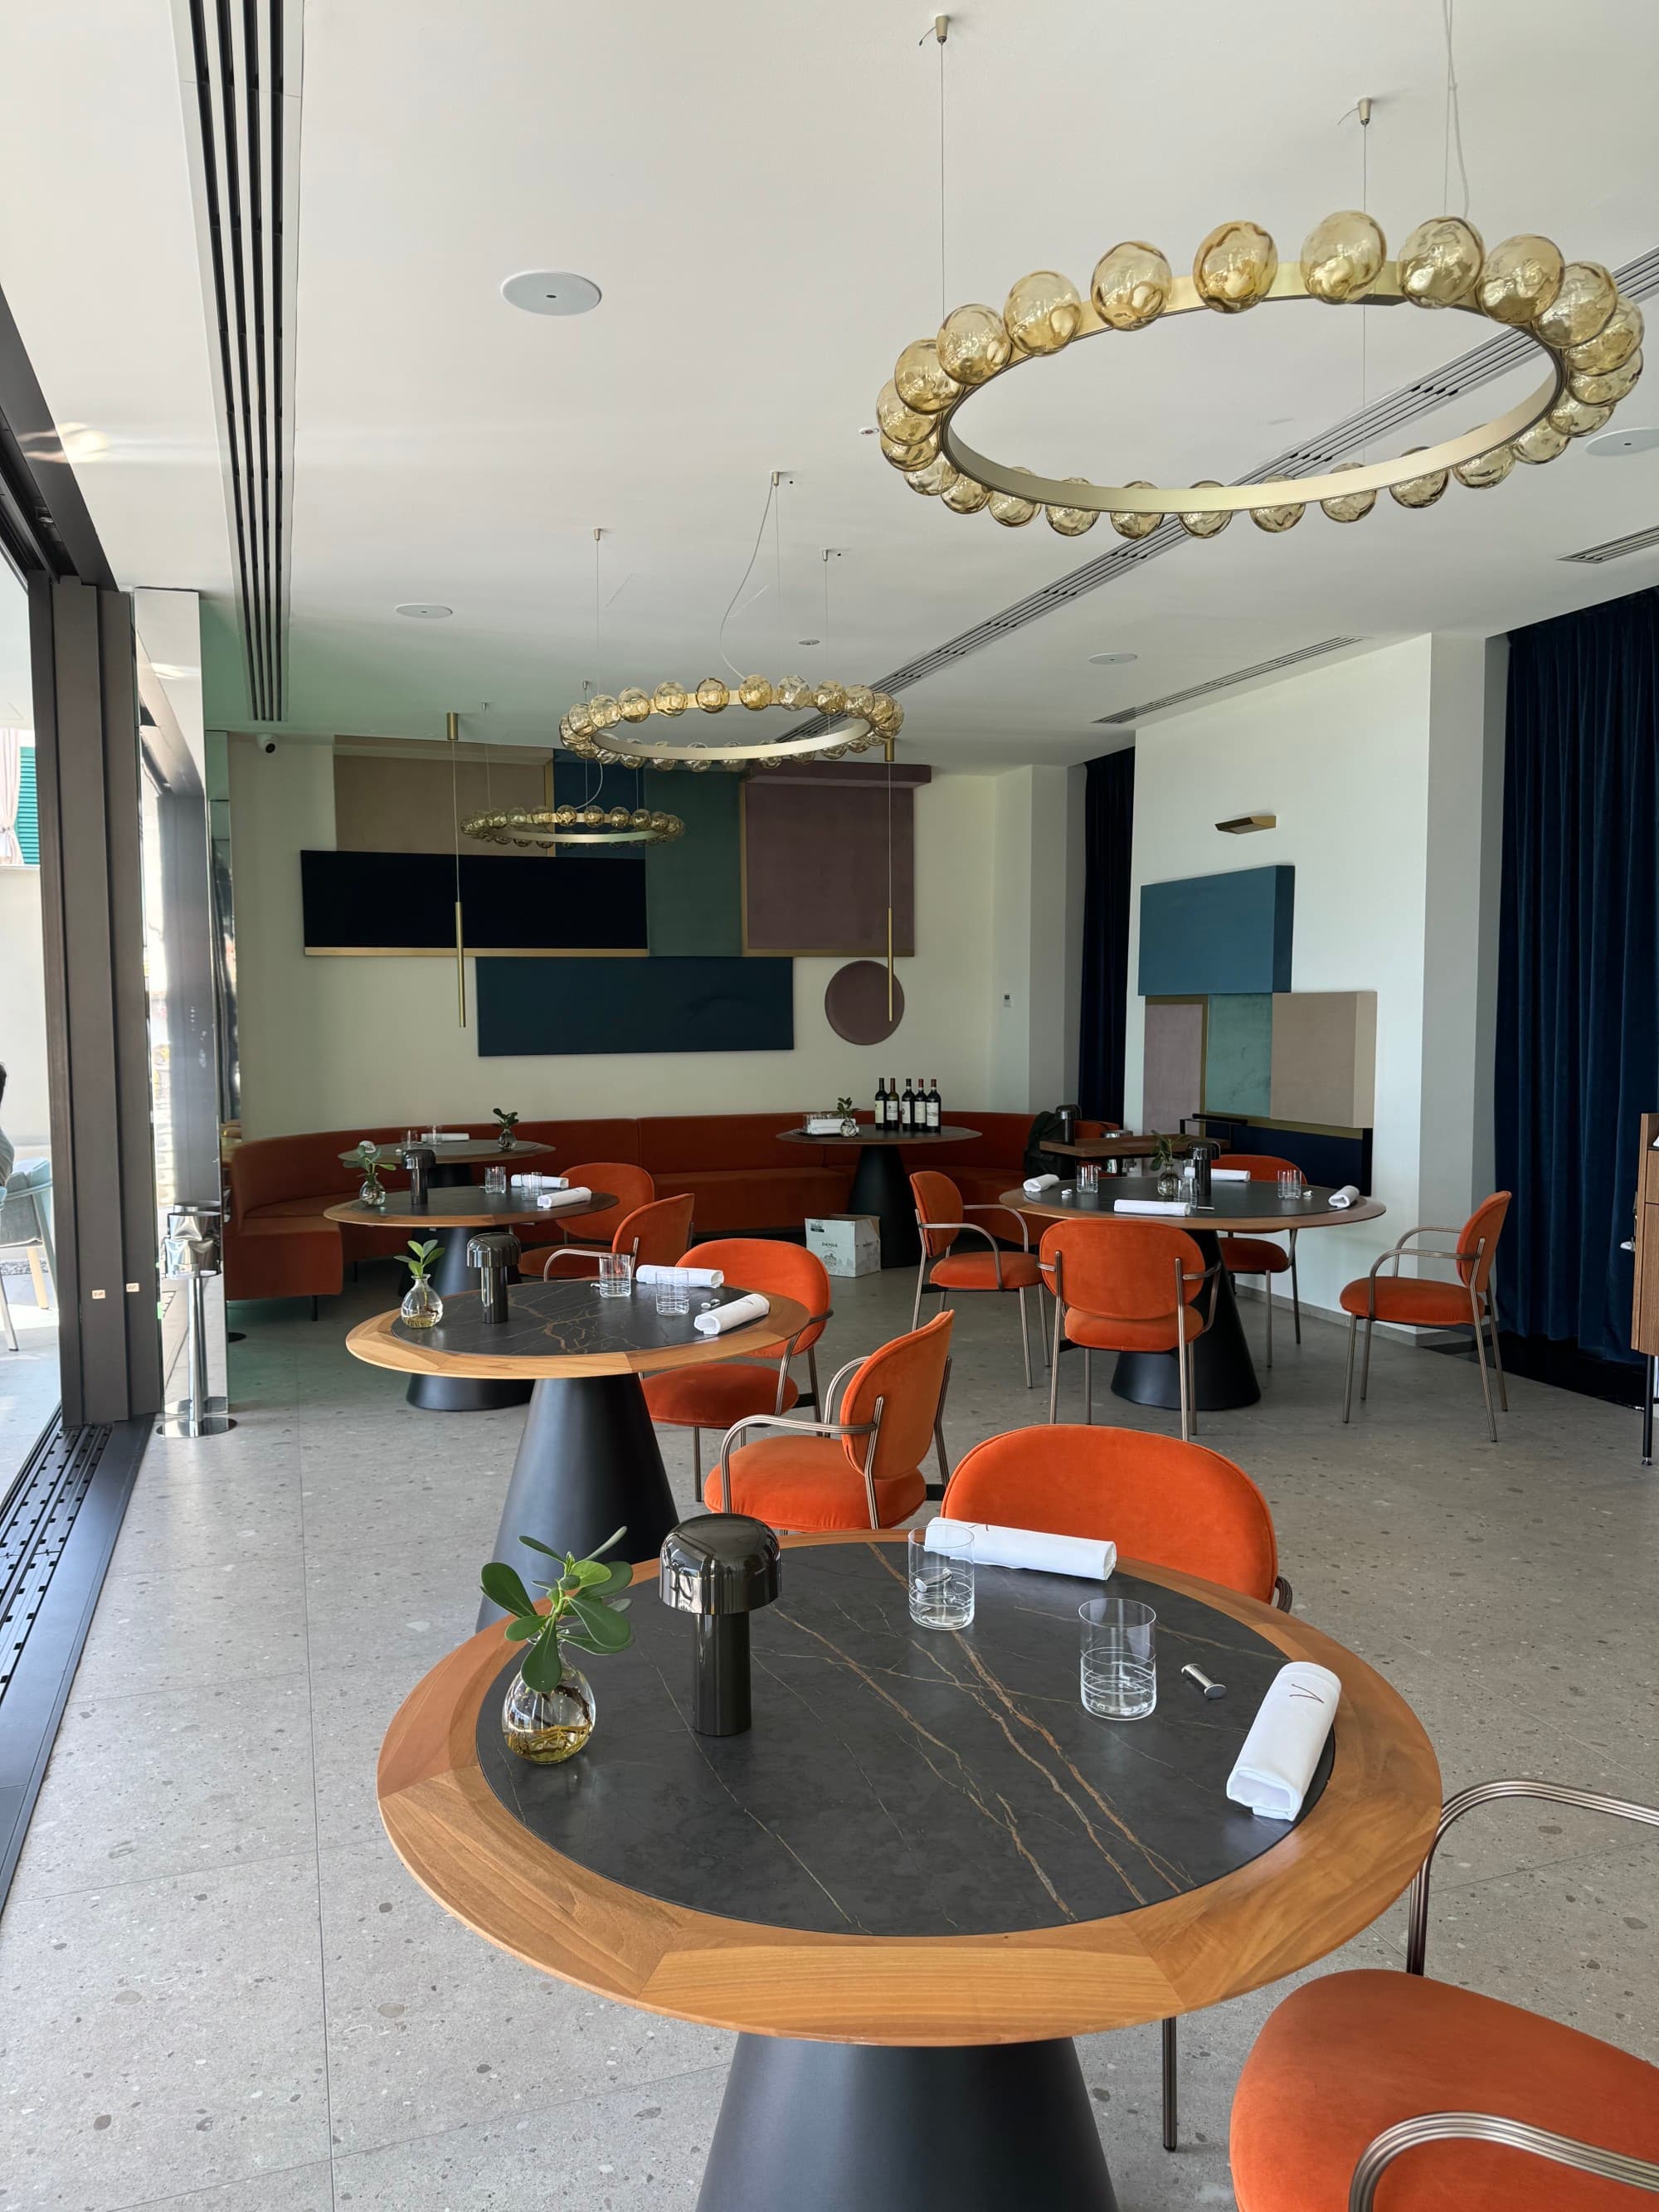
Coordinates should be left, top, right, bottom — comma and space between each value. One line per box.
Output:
1138, 865, 1294, 996
477, 955, 794, 1057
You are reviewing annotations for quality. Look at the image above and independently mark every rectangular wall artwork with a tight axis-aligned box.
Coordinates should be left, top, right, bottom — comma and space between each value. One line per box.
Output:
1142, 998, 1206, 1133
476, 955, 794, 1057
1268, 990, 1377, 1127
1138, 864, 1294, 997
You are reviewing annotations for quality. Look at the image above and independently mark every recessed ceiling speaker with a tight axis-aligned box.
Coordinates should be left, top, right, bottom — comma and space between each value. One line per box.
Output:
825, 960, 906, 1045
501, 270, 603, 317
395, 604, 453, 619
1584, 424, 1659, 458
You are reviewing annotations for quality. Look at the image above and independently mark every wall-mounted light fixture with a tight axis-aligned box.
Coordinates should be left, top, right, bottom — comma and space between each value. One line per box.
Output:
1216, 814, 1277, 834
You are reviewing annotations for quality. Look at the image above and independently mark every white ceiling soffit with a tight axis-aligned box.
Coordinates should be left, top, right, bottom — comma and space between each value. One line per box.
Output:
170, 0, 303, 723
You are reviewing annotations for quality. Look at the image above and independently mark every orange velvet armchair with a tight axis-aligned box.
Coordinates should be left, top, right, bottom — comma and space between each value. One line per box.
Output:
1215, 1152, 1304, 1367
1340, 1191, 1511, 1441
1231, 1778, 1659, 2210
642, 1237, 833, 1501
708, 1310, 954, 1531
531, 1161, 657, 1251
1039, 1219, 1214, 1439
538, 1194, 693, 1279
910, 1169, 1042, 1388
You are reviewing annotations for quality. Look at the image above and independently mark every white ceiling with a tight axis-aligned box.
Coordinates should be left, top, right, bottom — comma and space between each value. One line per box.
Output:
2, 0, 1658, 766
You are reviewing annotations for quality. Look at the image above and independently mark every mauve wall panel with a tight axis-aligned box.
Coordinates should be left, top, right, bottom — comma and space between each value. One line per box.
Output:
743, 782, 915, 955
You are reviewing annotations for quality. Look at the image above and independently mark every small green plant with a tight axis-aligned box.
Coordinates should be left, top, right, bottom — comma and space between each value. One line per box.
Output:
1151, 1135, 1175, 1174
492, 1106, 520, 1136
400, 1237, 442, 1285
354, 1137, 385, 1196
835, 1096, 855, 1120
481, 1527, 635, 1691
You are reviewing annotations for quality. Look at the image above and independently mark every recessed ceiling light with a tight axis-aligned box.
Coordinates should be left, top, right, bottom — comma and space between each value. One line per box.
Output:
1584, 424, 1659, 458
396, 604, 452, 620
501, 270, 602, 318
1087, 651, 1138, 667
798, 637, 820, 646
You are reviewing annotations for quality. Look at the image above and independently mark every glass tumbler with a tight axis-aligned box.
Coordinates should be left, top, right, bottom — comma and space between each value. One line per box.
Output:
908, 1525, 974, 1631
596, 1252, 635, 1299
1078, 1161, 1100, 1194
654, 1271, 691, 1315
1080, 1597, 1157, 1719
484, 1164, 508, 1196
1277, 1169, 1302, 1201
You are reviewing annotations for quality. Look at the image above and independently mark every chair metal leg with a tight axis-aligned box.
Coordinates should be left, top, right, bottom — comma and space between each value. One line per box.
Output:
1472, 1312, 1498, 1443
1290, 1237, 1301, 1344
1047, 1299, 1063, 1422
1343, 1312, 1358, 1422
805, 1344, 820, 1412
1017, 1286, 1033, 1389
933, 1413, 950, 1492
1360, 1315, 1375, 1402
1082, 1347, 1093, 1423
0, 1271, 17, 1354
1264, 1270, 1273, 1369
1486, 1286, 1508, 1412
26, 1246, 50, 1308
1176, 1320, 1191, 1445
911, 1255, 927, 1333
1161, 2016, 1178, 2152
692, 1428, 703, 1504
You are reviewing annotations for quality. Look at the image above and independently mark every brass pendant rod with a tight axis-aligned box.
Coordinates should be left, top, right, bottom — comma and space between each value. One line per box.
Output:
448, 709, 467, 1028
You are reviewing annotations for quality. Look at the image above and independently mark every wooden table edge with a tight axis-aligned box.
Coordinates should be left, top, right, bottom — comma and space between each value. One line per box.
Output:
324, 1199, 586, 1228
377, 1536, 1440, 2044
343, 1292, 812, 1380
998, 1185, 1389, 1236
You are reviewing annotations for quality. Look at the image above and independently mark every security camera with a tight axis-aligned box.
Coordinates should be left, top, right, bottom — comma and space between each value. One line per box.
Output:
261, 738, 277, 755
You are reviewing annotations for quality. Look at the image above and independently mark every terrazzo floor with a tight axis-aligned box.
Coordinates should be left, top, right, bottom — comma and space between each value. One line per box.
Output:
2, 1260, 1655, 2211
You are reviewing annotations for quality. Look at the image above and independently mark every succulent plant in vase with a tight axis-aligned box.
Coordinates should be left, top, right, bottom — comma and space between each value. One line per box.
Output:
398, 1237, 445, 1329
492, 1106, 521, 1152
835, 1095, 858, 1136
1151, 1136, 1181, 1200
481, 1527, 635, 1762
353, 1138, 387, 1208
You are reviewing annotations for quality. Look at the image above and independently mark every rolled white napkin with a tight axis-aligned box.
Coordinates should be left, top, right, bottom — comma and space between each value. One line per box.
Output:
805, 1116, 850, 1135
1114, 1198, 1191, 1216
693, 1291, 771, 1336
925, 1517, 1116, 1582
533, 1184, 592, 1211
1211, 1167, 1250, 1182
1327, 1184, 1362, 1209
1226, 1661, 1342, 1821
1023, 1173, 1061, 1194
637, 1263, 725, 1288
510, 1173, 568, 1189
424, 1131, 468, 1143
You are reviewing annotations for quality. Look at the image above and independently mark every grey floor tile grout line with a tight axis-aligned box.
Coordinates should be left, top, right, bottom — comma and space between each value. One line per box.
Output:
295, 1450, 343, 2212
6, 1838, 319, 1913
78, 2153, 333, 2212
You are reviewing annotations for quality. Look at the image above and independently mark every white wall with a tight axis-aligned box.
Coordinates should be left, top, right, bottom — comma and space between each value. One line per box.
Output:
0, 865, 51, 1149
1125, 636, 1488, 1318
989, 763, 1084, 1112
229, 738, 1000, 1135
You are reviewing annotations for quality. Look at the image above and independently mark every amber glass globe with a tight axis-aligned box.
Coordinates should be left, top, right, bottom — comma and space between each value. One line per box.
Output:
989, 482, 1039, 527
1565, 296, 1642, 377
942, 473, 992, 513
606, 807, 630, 829
1250, 498, 1304, 532
813, 680, 848, 716
737, 674, 774, 710
1570, 349, 1642, 406
1389, 450, 1449, 508
1453, 445, 1515, 489
907, 453, 961, 498
937, 303, 1012, 386
843, 685, 874, 718
876, 379, 935, 445
589, 695, 620, 728
1511, 416, 1569, 465
1301, 211, 1385, 304
1532, 261, 1618, 351
567, 703, 592, 736
880, 428, 938, 473
1549, 393, 1613, 439
776, 675, 813, 708
870, 694, 902, 735
1194, 221, 1277, 312
1320, 464, 1376, 523
1177, 483, 1232, 537
653, 680, 689, 717
617, 688, 651, 722
1004, 270, 1083, 356
1091, 241, 1171, 330
1109, 484, 1162, 538
1045, 479, 1100, 536
1397, 216, 1484, 307
1477, 236, 1564, 327
694, 678, 729, 712
893, 338, 962, 415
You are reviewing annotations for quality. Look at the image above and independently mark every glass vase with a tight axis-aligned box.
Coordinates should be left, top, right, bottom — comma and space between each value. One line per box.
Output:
358, 1176, 387, 1209
496, 1128, 517, 1151
400, 1276, 443, 1330
502, 1656, 596, 1763
1155, 1169, 1181, 1199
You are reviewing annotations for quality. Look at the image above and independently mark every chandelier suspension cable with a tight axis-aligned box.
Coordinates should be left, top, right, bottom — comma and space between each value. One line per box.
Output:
1442, 0, 1471, 220
447, 707, 466, 1028
932, 15, 950, 324
717, 472, 780, 680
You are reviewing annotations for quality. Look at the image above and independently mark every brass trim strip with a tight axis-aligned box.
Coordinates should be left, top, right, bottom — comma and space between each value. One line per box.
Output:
303, 946, 652, 960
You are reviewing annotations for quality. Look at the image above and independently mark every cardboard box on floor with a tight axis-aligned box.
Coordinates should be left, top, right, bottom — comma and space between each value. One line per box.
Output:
805, 1214, 882, 1278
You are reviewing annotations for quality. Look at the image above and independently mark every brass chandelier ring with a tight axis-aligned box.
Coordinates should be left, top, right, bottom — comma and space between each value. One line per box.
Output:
463, 805, 684, 848
561, 676, 902, 770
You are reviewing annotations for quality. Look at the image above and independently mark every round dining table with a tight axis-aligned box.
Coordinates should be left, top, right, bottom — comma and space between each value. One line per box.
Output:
378, 1532, 1438, 2211
1039, 1131, 1181, 1165
337, 1135, 554, 1190
1004, 1175, 1386, 1412
778, 1124, 980, 1269
325, 1189, 615, 1414
345, 1276, 809, 1625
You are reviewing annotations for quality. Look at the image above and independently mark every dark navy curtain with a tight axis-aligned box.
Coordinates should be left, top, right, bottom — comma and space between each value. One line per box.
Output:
1495, 587, 1659, 1363
1078, 747, 1135, 1122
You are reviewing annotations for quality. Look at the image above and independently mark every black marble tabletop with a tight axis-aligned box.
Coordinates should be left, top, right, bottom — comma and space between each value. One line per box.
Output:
1021, 1173, 1361, 1224
391, 1276, 755, 1362
475, 1541, 1330, 1937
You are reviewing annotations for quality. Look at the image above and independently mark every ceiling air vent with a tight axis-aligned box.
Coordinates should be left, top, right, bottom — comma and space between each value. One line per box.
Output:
1561, 523, 1659, 566
1095, 638, 1365, 727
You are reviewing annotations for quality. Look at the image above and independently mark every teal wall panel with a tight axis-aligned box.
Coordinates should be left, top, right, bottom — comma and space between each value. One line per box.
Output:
1204, 993, 1272, 1115
644, 769, 742, 955
1138, 865, 1294, 995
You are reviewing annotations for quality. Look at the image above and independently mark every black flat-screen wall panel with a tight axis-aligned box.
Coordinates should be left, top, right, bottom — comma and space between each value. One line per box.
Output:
476, 955, 794, 1057
300, 849, 648, 952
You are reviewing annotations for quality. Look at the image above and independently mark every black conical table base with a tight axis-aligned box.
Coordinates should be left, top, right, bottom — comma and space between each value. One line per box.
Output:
405, 1213, 533, 1414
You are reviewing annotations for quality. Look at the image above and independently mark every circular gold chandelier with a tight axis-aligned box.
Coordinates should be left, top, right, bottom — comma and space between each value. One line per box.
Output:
877, 214, 1643, 536
463, 805, 684, 849
559, 673, 903, 770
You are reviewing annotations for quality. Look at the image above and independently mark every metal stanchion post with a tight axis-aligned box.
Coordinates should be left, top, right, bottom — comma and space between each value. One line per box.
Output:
158, 1204, 236, 1438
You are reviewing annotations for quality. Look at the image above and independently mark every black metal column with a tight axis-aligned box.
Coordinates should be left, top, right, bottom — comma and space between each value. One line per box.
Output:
848, 1144, 920, 1270
404, 1230, 532, 1414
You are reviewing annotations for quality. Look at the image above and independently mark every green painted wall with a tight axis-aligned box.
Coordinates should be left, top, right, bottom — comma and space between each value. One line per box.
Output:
1203, 992, 1272, 1115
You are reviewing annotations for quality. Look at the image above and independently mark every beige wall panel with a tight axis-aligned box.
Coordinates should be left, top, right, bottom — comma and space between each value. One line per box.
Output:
1269, 990, 1378, 1126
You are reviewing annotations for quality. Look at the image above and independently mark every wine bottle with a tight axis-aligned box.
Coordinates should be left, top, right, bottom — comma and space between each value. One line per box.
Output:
885, 1076, 898, 1130
927, 1077, 941, 1130
873, 1075, 887, 1127
901, 1077, 915, 1131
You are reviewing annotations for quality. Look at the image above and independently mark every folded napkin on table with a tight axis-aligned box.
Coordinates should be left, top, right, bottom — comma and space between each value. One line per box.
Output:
693, 1292, 771, 1336
925, 1517, 1116, 1582
1211, 1167, 1251, 1181
510, 1173, 568, 1189
1226, 1660, 1342, 1821
534, 1185, 591, 1211
805, 1116, 850, 1135
423, 1131, 469, 1143
637, 1263, 725, 1288
1114, 1198, 1191, 1216
1327, 1184, 1362, 1209
1023, 1174, 1061, 1194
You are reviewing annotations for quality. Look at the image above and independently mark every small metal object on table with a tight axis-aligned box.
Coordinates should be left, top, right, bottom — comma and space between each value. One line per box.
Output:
378, 1536, 1439, 2212
659, 1514, 782, 1736
1004, 1176, 1387, 1412
326, 1189, 615, 1415
778, 1124, 980, 1269
345, 1276, 809, 1618
335, 1135, 554, 1192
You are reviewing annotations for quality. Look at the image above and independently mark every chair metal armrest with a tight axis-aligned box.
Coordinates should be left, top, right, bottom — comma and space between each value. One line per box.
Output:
1272, 1575, 1293, 1612
716, 1408, 876, 1519
540, 1247, 602, 1278
961, 1202, 1032, 1251
820, 1354, 864, 1421
1406, 1780, 1659, 1975
1350, 2113, 1659, 2211
782, 1306, 834, 1361
917, 1217, 1008, 1286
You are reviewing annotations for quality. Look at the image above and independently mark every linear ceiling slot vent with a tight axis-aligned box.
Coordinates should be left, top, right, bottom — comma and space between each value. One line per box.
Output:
1561, 523, 1659, 566
1095, 639, 1365, 727
176, 0, 301, 723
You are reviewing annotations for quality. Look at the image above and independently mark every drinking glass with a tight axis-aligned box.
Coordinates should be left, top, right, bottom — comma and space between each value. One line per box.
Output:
1277, 1169, 1302, 1201
402, 1129, 418, 1148
654, 1271, 691, 1315
908, 1526, 974, 1631
523, 1171, 542, 1199
1080, 1597, 1157, 1719
596, 1252, 635, 1299
484, 1164, 508, 1196
1078, 1161, 1099, 1194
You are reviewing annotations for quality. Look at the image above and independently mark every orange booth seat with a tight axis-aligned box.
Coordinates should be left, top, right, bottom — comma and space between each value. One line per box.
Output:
635, 1114, 853, 1236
